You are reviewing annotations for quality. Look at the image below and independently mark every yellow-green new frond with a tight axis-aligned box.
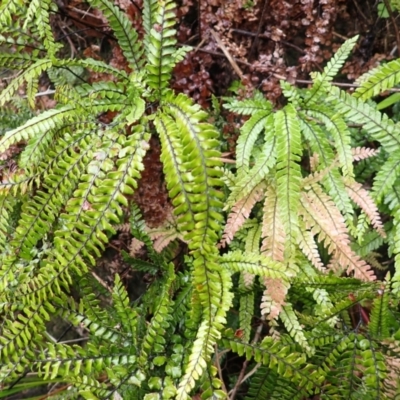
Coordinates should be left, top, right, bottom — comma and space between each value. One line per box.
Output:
0, 0, 22, 27
177, 258, 232, 399
275, 104, 302, 258
24, 0, 58, 57
354, 59, 400, 100
161, 93, 224, 251
0, 105, 73, 154
146, 0, 178, 93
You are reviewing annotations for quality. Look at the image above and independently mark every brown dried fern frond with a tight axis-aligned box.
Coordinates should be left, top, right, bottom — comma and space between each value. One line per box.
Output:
345, 181, 386, 238
220, 182, 266, 248
300, 185, 376, 281
129, 238, 145, 257
261, 186, 285, 262
352, 147, 380, 161
260, 277, 289, 321
298, 225, 325, 272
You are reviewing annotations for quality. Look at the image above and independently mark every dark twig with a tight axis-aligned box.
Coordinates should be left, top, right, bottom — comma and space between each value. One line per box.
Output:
249, 0, 269, 60
229, 318, 265, 400
382, 0, 400, 57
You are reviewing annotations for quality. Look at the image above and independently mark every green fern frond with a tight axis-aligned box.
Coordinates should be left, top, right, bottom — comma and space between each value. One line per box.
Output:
143, 0, 159, 44
372, 153, 400, 203
145, 0, 180, 93
159, 92, 224, 250
177, 261, 233, 399
239, 290, 254, 343
300, 116, 354, 216
220, 250, 293, 280
280, 303, 312, 354
0, 0, 22, 27
112, 274, 138, 343
0, 59, 52, 107
275, 104, 302, 258
306, 106, 353, 177
138, 263, 175, 367
87, 0, 144, 70
306, 35, 358, 104
235, 111, 273, 170
369, 289, 391, 339
226, 132, 276, 209
24, 0, 58, 57
354, 59, 400, 100
223, 92, 273, 115
54, 58, 129, 81
328, 86, 400, 152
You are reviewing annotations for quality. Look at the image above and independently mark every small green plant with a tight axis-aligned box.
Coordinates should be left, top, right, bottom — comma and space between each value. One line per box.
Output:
1, 1, 400, 399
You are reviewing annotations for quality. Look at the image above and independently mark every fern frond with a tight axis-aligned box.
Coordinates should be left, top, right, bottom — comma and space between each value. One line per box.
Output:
5, 133, 96, 262
261, 185, 286, 262
300, 184, 376, 281
261, 277, 289, 320
275, 104, 302, 258
0, 0, 22, 27
328, 86, 400, 152
0, 59, 53, 107
372, 153, 400, 203
354, 58, 400, 100
160, 92, 224, 251
280, 303, 312, 354
306, 106, 353, 177
223, 91, 272, 115
298, 224, 325, 272
220, 182, 265, 248
369, 288, 390, 339
235, 111, 272, 170
344, 180, 386, 237
226, 132, 276, 208
306, 35, 358, 104
300, 116, 354, 217
177, 261, 233, 399
138, 263, 175, 367
239, 291, 254, 343
112, 274, 138, 343
87, 0, 144, 70
24, 0, 58, 57
0, 194, 16, 253
352, 146, 380, 161
145, 0, 179, 93
220, 250, 293, 280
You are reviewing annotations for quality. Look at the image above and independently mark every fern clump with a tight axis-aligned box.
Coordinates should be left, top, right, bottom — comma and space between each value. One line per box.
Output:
0, 1, 400, 399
